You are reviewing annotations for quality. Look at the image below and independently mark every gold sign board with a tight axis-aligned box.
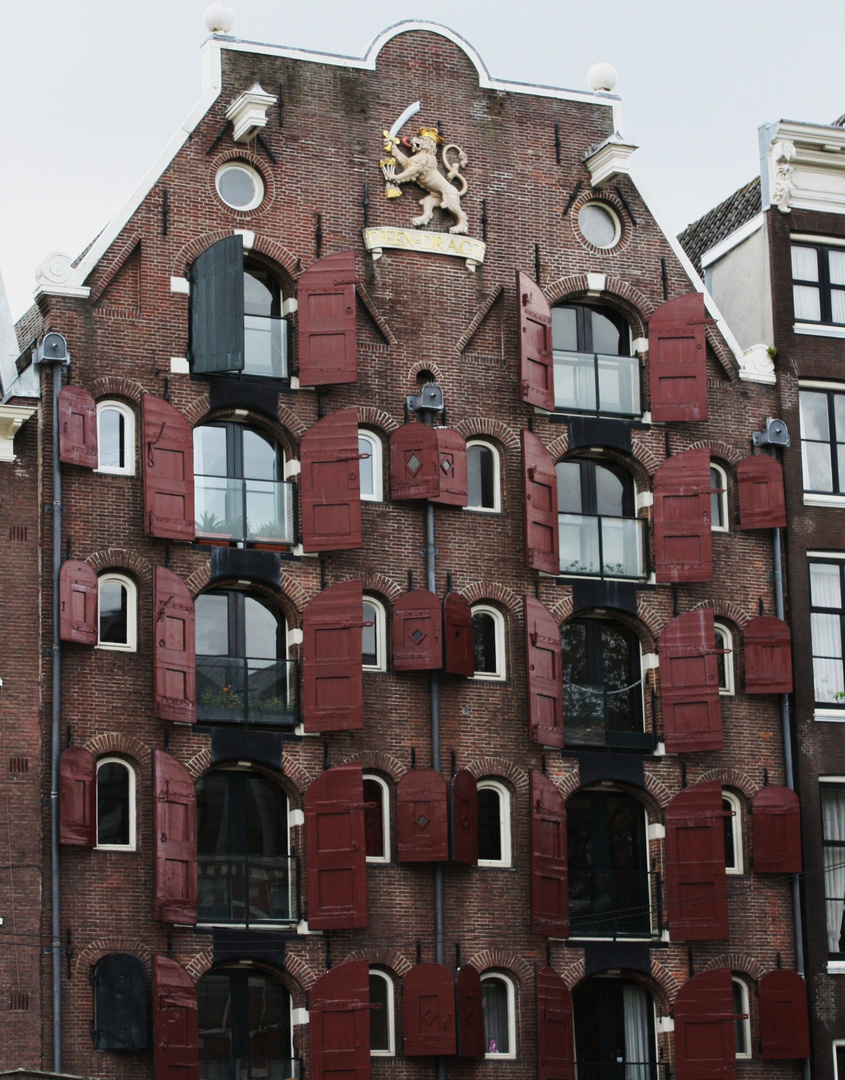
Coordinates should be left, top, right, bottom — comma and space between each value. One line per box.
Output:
362, 227, 486, 272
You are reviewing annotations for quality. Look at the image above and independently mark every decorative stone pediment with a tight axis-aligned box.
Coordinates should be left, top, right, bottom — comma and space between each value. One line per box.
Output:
763, 120, 845, 214
583, 132, 638, 188
0, 404, 36, 461
225, 83, 277, 143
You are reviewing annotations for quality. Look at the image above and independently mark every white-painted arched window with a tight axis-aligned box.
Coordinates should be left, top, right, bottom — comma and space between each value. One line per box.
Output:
477, 780, 511, 867
363, 773, 390, 863
358, 430, 384, 502
466, 440, 501, 512
98, 573, 137, 652
714, 622, 734, 695
711, 463, 729, 531
96, 400, 135, 475
369, 969, 395, 1055
363, 596, 387, 672
722, 790, 743, 875
481, 972, 516, 1058
732, 976, 751, 1058
97, 758, 136, 850
471, 604, 506, 680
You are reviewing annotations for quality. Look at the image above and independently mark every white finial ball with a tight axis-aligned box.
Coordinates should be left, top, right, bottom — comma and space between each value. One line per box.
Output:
205, 4, 234, 33
587, 62, 618, 93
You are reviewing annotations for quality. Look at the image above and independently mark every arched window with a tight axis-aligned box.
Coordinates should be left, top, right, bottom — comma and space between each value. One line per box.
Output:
194, 421, 293, 545
196, 769, 293, 926
723, 790, 743, 875
358, 430, 383, 502
97, 572, 137, 651
481, 973, 516, 1057
557, 457, 644, 579
197, 965, 292, 1078
568, 789, 652, 939
551, 303, 638, 417
243, 262, 288, 378
369, 969, 395, 1055
471, 604, 506, 680
732, 977, 751, 1058
195, 591, 294, 727
477, 780, 511, 867
573, 977, 656, 1076
362, 595, 387, 671
96, 758, 136, 850
96, 400, 135, 475
711, 463, 729, 531
466, 440, 501, 512
714, 622, 734, 694
363, 773, 390, 863
561, 617, 646, 749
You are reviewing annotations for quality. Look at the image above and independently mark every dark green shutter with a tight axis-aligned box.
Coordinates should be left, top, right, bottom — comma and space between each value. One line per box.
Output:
94, 954, 148, 1049
189, 235, 245, 373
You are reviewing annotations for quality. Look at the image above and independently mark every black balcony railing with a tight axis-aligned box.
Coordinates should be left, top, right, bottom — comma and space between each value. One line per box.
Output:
568, 869, 662, 940
197, 854, 298, 926
197, 658, 298, 727
200, 1057, 300, 1080
559, 514, 645, 579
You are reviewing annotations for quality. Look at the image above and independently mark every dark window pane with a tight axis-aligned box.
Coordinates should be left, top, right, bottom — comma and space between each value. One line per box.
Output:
478, 788, 502, 862
594, 463, 626, 516
98, 762, 130, 845
244, 269, 276, 317
99, 578, 128, 644
589, 308, 625, 355
359, 436, 375, 497
473, 612, 498, 674
242, 429, 279, 481
482, 979, 509, 1054
552, 306, 579, 351
196, 593, 231, 656
467, 443, 496, 509
197, 773, 231, 854
99, 408, 125, 470
194, 425, 229, 477
723, 798, 736, 869
557, 460, 583, 512
370, 973, 390, 1051
362, 602, 378, 667
198, 969, 291, 1073
710, 467, 724, 529
732, 981, 748, 1055
363, 778, 385, 858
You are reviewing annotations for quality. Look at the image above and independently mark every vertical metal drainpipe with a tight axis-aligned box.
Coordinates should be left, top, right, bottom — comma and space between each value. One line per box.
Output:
50, 360, 64, 1072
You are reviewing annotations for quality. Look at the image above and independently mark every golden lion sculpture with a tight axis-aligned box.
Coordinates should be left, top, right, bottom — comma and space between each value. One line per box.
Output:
382, 128, 469, 235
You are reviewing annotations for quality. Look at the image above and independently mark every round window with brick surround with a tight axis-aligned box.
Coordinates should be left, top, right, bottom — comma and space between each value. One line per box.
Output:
216, 162, 265, 211
578, 202, 621, 249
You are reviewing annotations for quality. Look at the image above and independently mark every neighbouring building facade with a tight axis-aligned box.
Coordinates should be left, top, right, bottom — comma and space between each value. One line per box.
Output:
0, 12, 811, 1080
683, 112, 845, 1080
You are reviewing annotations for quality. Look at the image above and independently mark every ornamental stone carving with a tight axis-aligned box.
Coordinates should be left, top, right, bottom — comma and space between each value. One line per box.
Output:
770, 140, 796, 214
381, 124, 470, 235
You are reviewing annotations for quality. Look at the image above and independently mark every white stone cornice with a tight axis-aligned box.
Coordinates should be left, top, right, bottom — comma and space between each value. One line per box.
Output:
225, 82, 277, 143
763, 120, 845, 215
737, 343, 776, 384
583, 133, 638, 188
0, 404, 36, 462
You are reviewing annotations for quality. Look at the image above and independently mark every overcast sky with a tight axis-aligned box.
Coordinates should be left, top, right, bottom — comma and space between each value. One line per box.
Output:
2, 0, 843, 321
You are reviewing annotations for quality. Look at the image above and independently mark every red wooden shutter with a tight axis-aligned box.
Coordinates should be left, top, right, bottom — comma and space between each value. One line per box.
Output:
444, 592, 474, 676
536, 965, 574, 1080
653, 449, 713, 583
752, 786, 802, 874
392, 590, 442, 671
659, 609, 722, 753
517, 271, 554, 411
304, 763, 368, 930
310, 961, 371, 1080
403, 964, 457, 1055
297, 250, 357, 386
153, 955, 199, 1080
302, 580, 364, 732
665, 782, 728, 941
456, 964, 485, 1058
59, 559, 98, 645
431, 427, 468, 506
744, 615, 793, 694
390, 423, 440, 500
143, 394, 195, 541
450, 769, 478, 865
525, 596, 564, 748
737, 454, 786, 530
674, 969, 736, 1080
58, 385, 98, 468
59, 747, 97, 847
300, 408, 363, 552
759, 970, 810, 1059
530, 771, 569, 937
648, 292, 710, 422
153, 567, 196, 724
153, 750, 197, 925
522, 431, 559, 574
397, 770, 449, 862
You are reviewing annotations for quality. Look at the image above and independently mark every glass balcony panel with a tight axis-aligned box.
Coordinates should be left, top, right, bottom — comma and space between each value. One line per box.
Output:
568, 869, 656, 939
196, 477, 245, 540
559, 515, 644, 579
247, 855, 294, 921
197, 657, 247, 721
244, 315, 288, 378
200, 1060, 300, 1080
600, 516, 643, 578
554, 351, 640, 416
246, 480, 294, 543
198, 854, 297, 925
247, 660, 297, 725
597, 353, 640, 416
554, 351, 597, 412
559, 513, 601, 575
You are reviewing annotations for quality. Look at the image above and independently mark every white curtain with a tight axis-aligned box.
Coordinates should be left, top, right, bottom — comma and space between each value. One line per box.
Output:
623, 984, 651, 1080
823, 790, 845, 954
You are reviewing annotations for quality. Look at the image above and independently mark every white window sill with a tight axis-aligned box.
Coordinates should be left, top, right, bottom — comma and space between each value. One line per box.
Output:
815, 709, 845, 722
794, 323, 845, 339
471, 673, 506, 683
804, 494, 845, 508
828, 960, 845, 974
94, 467, 135, 477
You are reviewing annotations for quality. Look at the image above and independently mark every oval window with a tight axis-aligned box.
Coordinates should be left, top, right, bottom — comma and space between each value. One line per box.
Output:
578, 202, 621, 249
216, 163, 265, 211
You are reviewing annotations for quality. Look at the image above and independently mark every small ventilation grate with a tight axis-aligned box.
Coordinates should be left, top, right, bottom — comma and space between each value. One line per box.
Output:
9, 758, 29, 774
9, 993, 30, 1011
8, 526, 27, 542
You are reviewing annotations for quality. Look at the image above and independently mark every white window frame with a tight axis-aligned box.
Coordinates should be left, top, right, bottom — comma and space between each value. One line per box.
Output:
466, 439, 501, 513
363, 773, 390, 864
368, 968, 395, 1056
215, 162, 265, 211
722, 790, 743, 875
362, 596, 387, 672
833, 1039, 845, 1079
713, 622, 734, 695
732, 976, 751, 1059
480, 972, 516, 1059
358, 429, 383, 502
710, 463, 729, 532
96, 400, 135, 476
97, 573, 137, 652
471, 604, 506, 681
477, 780, 511, 868
96, 757, 137, 851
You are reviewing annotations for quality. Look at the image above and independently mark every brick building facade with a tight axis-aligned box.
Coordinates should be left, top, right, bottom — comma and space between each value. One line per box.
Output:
1, 16, 809, 1080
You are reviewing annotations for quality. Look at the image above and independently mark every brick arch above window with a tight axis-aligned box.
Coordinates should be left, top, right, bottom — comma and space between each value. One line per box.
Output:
569, 779, 663, 827
86, 548, 151, 583
88, 376, 146, 405
344, 949, 413, 976
192, 407, 300, 460
357, 406, 402, 434
684, 438, 745, 467
184, 568, 306, 622
83, 733, 149, 769
339, 751, 406, 783
359, 573, 403, 603
701, 955, 767, 983
462, 757, 529, 793
544, 275, 652, 339
408, 359, 444, 382
459, 581, 520, 613
466, 951, 532, 984
561, 605, 658, 655
73, 941, 152, 981
688, 598, 751, 630
173, 229, 298, 281
696, 768, 759, 801
454, 418, 520, 450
